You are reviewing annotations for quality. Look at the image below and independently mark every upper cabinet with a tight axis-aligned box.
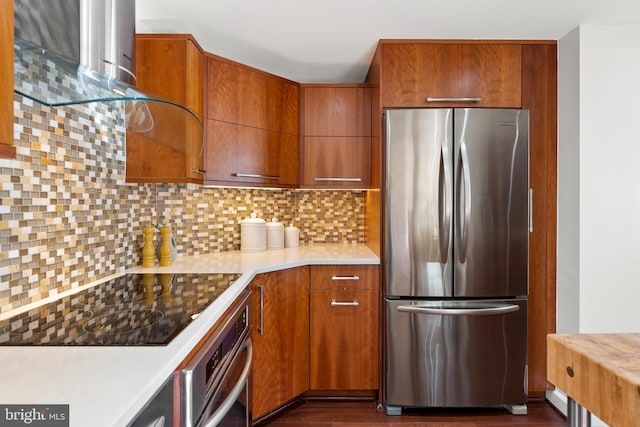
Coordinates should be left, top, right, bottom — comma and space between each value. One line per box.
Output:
300, 85, 372, 188
126, 34, 205, 184
1, 0, 15, 158
379, 42, 522, 108
204, 55, 299, 187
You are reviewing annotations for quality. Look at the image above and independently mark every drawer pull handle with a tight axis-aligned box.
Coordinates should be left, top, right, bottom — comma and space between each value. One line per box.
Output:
331, 301, 359, 307
258, 285, 265, 335
232, 173, 281, 180
314, 177, 363, 182
331, 275, 360, 281
426, 97, 482, 103
191, 168, 207, 174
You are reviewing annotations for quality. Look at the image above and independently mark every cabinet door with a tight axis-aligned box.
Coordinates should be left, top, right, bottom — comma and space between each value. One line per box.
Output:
309, 265, 379, 391
204, 119, 298, 187
302, 137, 371, 187
250, 267, 309, 420
0, 0, 15, 158
126, 35, 205, 183
206, 56, 299, 135
381, 43, 522, 108
310, 289, 379, 390
303, 87, 371, 137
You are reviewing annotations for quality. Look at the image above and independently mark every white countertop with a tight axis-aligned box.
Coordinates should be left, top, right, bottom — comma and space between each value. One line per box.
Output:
0, 244, 378, 427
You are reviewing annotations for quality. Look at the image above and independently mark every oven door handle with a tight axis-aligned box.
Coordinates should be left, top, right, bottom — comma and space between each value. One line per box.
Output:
202, 338, 253, 427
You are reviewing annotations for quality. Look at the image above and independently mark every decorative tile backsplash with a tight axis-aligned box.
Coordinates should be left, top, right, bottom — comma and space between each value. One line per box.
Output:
0, 95, 364, 314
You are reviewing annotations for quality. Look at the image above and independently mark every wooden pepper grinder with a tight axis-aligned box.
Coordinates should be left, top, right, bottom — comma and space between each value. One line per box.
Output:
159, 225, 173, 266
142, 226, 156, 268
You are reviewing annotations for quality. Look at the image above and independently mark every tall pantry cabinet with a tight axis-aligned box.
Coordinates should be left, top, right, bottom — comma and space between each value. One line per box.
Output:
365, 40, 557, 398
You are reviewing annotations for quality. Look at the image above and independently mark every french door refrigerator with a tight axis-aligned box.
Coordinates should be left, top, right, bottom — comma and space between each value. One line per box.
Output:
383, 108, 529, 416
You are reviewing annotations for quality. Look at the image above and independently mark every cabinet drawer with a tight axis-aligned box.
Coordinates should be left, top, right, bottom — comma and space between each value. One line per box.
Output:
381, 43, 522, 108
310, 289, 379, 390
310, 265, 379, 290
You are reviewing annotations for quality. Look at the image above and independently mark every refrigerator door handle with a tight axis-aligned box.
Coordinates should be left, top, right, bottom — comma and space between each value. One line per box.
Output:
529, 188, 534, 233
440, 143, 452, 264
397, 304, 520, 316
458, 142, 472, 263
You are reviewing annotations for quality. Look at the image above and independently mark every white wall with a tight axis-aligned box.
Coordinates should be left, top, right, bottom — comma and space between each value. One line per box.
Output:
553, 25, 640, 426
557, 27, 581, 334
558, 25, 640, 334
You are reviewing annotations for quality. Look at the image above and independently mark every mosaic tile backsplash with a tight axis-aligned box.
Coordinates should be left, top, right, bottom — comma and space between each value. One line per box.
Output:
0, 95, 364, 314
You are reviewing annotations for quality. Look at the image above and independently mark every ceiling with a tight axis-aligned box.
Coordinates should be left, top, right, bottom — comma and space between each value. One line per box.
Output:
136, 0, 640, 83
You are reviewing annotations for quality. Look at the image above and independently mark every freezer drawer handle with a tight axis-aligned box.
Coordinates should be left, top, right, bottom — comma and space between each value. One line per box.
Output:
397, 304, 520, 316
426, 97, 482, 103
331, 275, 360, 281
331, 300, 360, 307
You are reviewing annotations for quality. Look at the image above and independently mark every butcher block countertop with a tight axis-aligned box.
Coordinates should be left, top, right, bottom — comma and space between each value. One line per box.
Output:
547, 333, 640, 426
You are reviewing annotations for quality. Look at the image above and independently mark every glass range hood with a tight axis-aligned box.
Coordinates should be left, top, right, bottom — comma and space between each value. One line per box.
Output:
14, 36, 203, 143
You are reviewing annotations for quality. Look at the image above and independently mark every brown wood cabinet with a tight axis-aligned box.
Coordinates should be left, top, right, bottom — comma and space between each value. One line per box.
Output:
250, 267, 309, 420
309, 265, 379, 391
301, 85, 372, 188
379, 42, 522, 108
204, 120, 298, 187
126, 34, 205, 183
205, 54, 300, 187
0, 0, 15, 158
522, 43, 558, 397
206, 55, 299, 134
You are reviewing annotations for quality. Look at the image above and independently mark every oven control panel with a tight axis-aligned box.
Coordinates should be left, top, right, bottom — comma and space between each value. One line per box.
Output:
206, 306, 248, 382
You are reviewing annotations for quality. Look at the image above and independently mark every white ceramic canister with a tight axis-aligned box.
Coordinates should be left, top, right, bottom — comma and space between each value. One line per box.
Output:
284, 223, 300, 248
266, 217, 285, 250
241, 212, 266, 252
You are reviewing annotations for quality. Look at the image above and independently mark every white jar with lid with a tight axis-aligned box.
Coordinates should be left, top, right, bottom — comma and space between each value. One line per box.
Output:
285, 223, 300, 248
266, 217, 285, 250
241, 213, 266, 252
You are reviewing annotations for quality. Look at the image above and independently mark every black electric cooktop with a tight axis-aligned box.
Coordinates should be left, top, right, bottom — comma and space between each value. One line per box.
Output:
0, 273, 241, 346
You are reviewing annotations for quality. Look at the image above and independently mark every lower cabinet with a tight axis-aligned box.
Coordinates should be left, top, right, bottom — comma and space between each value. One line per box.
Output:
309, 265, 380, 391
249, 264, 379, 420
250, 267, 309, 420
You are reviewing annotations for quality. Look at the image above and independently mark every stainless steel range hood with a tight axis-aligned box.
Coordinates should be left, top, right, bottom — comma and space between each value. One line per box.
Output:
13, 0, 202, 144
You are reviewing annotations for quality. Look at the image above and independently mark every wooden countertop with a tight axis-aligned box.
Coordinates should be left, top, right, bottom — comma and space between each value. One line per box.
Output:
547, 333, 640, 426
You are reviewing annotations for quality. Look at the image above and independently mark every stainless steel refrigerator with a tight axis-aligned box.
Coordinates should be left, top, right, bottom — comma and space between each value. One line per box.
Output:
383, 108, 529, 416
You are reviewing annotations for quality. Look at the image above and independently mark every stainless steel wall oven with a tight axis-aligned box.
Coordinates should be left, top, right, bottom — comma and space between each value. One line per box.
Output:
180, 290, 252, 427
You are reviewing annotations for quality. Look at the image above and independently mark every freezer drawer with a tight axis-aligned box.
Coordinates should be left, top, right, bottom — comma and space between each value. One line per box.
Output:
384, 298, 527, 412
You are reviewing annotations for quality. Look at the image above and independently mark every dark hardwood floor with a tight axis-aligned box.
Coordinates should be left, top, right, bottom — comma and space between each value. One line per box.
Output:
259, 399, 566, 426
